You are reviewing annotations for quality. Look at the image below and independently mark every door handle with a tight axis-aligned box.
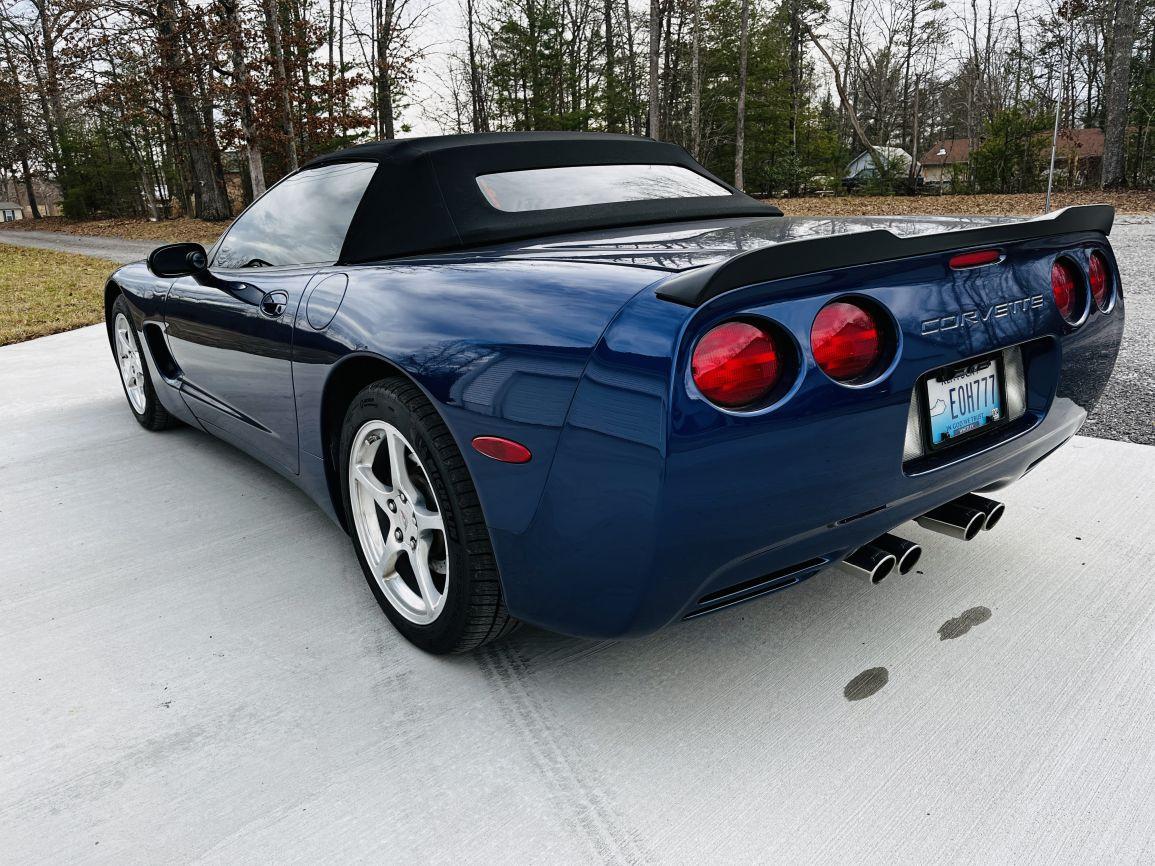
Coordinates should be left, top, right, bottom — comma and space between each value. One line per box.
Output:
260, 291, 289, 318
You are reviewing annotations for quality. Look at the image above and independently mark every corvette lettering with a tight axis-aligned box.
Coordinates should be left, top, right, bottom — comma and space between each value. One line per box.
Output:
921, 294, 1045, 334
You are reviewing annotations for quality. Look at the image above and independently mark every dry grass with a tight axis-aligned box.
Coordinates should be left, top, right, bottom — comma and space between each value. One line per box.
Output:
0, 215, 228, 246
0, 245, 120, 346
773, 189, 1155, 217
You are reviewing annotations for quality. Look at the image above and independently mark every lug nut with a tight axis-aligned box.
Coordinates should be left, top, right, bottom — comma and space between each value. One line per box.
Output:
386, 500, 397, 512
394, 528, 403, 542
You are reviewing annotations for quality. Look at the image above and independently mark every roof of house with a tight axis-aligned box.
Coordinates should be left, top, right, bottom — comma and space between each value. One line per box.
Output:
919, 139, 973, 166
920, 129, 1105, 166
0, 202, 22, 209
1054, 128, 1104, 157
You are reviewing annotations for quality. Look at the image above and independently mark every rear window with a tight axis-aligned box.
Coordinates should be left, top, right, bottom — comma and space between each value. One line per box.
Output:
476, 164, 732, 212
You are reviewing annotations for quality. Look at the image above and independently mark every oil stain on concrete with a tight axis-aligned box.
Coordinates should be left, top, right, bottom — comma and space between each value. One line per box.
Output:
844, 666, 889, 701
938, 606, 993, 641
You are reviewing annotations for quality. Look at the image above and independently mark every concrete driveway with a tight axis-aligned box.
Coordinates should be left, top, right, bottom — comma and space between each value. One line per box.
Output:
2, 324, 1154, 864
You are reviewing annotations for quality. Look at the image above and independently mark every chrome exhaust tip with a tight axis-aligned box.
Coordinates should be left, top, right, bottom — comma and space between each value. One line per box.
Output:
957, 493, 1006, 530
837, 544, 898, 584
916, 502, 986, 541
872, 533, 923, 574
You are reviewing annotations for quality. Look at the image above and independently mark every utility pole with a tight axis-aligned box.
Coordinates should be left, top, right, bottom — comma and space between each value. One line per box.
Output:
1045, 14, 1073, 212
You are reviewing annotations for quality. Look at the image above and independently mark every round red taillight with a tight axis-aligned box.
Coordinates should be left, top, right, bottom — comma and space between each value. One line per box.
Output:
810, 300, 884, 382
691, 321, 781, 408
1088, 251, 1111, 310
1051, 258, 1083, 322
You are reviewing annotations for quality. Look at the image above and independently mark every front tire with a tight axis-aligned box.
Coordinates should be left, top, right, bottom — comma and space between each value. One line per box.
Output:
107, 295, 175, 431
339, 378, 518, 654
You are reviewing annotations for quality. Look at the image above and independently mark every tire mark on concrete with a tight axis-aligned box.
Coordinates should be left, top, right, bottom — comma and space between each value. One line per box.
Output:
477, 643, 652, 865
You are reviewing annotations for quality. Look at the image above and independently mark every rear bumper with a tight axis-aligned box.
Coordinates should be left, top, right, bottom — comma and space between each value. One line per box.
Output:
496, 389, 1087, 640
490, 235, 1125, 639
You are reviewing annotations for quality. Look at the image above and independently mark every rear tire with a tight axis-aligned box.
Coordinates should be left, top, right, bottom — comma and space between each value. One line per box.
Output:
339, 378, 518, 654
107, 295, 176, 431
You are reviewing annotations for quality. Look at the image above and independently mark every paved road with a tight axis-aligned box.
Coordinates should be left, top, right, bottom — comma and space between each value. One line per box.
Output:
1, 218, 1151, 444
2, 324, 1154, 864
0, 228, 157, 263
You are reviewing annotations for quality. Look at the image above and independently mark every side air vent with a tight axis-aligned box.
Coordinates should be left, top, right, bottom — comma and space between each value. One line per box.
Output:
142, 323, 182, 381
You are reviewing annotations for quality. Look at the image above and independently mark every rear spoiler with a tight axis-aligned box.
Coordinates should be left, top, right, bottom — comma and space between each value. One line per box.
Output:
655, 204, 1115, 307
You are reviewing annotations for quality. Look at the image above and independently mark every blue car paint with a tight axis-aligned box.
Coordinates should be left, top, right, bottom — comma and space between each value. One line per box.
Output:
107, 216, 1124, 639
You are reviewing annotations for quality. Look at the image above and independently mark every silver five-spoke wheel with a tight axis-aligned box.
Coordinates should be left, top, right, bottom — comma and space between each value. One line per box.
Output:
348, 419, 449, 625
114, 312, 147, 414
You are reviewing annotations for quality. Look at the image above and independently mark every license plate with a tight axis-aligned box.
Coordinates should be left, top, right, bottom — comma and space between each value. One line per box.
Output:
924, 357, 1005, 448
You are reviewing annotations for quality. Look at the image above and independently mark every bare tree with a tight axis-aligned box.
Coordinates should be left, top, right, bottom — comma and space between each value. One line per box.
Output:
1103, 0, 1137, 188
735, 0, 749, 188
219, 0, 266, 198
648, 0, 660, 138
262, 0, 299, 170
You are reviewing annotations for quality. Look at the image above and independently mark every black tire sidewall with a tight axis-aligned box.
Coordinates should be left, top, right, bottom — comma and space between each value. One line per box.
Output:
338, 382, 474, 654
107, 295, 165, 429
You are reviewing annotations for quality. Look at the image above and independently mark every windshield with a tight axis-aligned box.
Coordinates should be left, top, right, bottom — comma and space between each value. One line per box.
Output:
476, 164, 732, 213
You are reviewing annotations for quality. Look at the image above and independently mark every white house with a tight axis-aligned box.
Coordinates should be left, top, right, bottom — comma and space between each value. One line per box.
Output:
843, 147, 920, 183
0, 202, 24, 222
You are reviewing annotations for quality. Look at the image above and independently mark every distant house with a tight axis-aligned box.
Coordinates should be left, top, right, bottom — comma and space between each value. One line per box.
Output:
1049, 128, 1104, 185
0, 202, 24, 222
920, 129, 1105, 188
919, 139, 973, 186
843, 147, 921, 189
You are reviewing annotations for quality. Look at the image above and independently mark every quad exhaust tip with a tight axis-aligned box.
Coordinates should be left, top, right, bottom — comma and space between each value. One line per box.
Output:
957, 493, 1006, 531
916, 494, 1006, 540
873, 533, 923, 575
837, 544, 898, 584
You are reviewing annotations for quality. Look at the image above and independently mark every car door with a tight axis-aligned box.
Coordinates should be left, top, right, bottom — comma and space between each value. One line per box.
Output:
163, 161, 378, 475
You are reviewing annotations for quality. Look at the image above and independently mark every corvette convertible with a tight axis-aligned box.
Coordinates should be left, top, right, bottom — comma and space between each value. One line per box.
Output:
105, 132, 1123, 653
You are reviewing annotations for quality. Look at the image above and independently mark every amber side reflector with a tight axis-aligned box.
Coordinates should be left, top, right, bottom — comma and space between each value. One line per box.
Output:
472, 436, 532, 463
949, 249, 1001, 269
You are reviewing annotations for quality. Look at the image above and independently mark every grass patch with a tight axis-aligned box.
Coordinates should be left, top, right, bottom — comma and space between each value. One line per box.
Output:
0, 245, 120, 346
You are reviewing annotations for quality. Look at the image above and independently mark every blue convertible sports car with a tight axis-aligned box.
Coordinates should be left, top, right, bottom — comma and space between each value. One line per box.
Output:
105, 132, 1124, 653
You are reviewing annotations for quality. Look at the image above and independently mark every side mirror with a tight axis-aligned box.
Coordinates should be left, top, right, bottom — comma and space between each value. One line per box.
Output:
147, 242, 209, 278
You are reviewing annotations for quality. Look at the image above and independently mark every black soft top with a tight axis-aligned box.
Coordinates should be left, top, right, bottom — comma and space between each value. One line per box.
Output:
303, 132, 780, 263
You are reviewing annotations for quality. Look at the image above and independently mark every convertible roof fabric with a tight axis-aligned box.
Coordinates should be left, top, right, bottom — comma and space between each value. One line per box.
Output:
303, 132, 781, 263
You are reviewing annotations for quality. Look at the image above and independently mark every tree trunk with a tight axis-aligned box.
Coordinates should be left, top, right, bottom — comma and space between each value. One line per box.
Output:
221, 0, 267, 197
21, 156, 42, 219
735, 0, 749, 189
33, 2, 67, 158
156, 0, 232, 220
691, 0, 700, 157
262, 0, 299, 169
2, 34, 42, 218
647, 0, 661, 139
1103, 0, 1137, 188
327, 0, 336, 138
467, 0, 488, 131
375, 0, 397, 139
604, 0, 617, 131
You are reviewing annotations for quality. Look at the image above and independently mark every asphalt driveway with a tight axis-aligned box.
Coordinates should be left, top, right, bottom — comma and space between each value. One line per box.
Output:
2, 323, 1154, 864
0, 229, 156, 264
